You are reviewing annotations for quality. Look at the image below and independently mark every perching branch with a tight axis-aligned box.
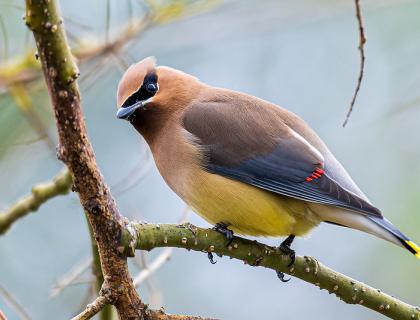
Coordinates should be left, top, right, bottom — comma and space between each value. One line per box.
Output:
126, 223, 420, 320
343, 0, 366, 127
0, 168, 72, 235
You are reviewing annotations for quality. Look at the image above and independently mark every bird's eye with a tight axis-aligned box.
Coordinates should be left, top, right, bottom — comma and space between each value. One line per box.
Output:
145, 83, 158, 94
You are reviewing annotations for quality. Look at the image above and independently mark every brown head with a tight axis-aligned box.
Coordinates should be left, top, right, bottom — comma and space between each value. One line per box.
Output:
116, 57, 203, 141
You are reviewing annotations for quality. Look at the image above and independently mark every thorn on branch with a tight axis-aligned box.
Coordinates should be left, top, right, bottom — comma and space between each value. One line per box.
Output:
343, 0, 366, 127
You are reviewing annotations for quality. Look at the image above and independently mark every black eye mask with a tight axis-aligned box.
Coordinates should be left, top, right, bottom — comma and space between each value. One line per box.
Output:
121, 72, 158, 109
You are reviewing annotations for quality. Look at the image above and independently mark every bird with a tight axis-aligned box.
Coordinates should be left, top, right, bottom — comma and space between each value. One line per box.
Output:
116, 56, 420, 270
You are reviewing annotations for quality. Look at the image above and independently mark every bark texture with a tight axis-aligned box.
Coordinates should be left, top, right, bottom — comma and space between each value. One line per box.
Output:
24, 1, 145, 318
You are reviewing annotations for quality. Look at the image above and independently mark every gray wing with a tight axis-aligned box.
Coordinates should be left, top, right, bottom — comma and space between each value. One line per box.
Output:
182, 93, 382, 217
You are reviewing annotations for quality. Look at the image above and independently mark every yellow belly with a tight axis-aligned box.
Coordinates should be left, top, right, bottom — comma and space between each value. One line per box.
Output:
184, 171, 321, 237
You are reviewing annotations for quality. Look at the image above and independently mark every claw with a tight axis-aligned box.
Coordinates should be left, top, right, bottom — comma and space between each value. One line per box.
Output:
279, 234, 296, 267
207, 252, 217, 264
213, 223, 234, 247
276, 271, 290, 282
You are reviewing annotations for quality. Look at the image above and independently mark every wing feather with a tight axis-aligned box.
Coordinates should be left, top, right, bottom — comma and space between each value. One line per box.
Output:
182, 93, 382, 217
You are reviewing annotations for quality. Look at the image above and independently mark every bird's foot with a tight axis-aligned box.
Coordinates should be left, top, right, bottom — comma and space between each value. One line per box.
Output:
213, 222, 234, 247
279, 234, 296, 267
206, 223, 233, 264
207, 252, 217, 264
276, 271, 290, 283
274, 235, 296, 282
277, 234, 296, 282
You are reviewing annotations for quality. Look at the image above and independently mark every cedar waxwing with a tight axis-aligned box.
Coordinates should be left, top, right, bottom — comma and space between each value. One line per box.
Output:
116, 57, 420, 265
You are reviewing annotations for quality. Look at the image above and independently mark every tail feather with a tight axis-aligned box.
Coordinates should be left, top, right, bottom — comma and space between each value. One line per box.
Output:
366, 216, 419, 259
404, 241, 420, 258
309, 203, 420, 259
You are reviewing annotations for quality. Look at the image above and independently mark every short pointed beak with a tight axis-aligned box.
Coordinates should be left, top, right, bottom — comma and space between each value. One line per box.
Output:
116, 101, 143, 120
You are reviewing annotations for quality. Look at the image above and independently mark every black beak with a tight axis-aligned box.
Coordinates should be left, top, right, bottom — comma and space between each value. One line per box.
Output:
116, 101, 143, 120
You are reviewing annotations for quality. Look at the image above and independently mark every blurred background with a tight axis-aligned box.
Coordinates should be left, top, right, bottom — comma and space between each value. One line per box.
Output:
0, 0, 419, 319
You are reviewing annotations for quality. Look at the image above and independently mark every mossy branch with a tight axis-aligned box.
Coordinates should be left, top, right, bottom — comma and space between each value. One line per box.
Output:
127, 222, 420, 320
0, 168, 72, 235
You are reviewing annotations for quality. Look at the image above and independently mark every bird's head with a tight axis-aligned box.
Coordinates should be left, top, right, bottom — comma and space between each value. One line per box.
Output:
116, 57, 201, 124
116, 56, 159, 121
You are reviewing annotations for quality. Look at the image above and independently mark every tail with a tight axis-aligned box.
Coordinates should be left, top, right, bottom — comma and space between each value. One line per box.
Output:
309, 203, 420, 258
367, 216, 420, 259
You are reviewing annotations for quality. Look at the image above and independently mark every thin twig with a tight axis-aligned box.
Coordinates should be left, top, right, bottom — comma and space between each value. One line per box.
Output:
111, 149, 152, 196
0, 16, 8, 61
133, 206, 190, 288
72, 295, 109, 320
50, 257, 93, 298
105, 0, 111, 44
1, 0, 221, 92
133, 206, 190, 308
134, 248, 172, 287
76, 286, 96, 316
8, 84, 56, 150
135, 250, 163, 309
135, 251, 158, 290
127, 0, 134, 23
0, 285, 31, 320
0, 135, 47, 150
343, 0, 366, 127
87, 216, 115, 320
112, 52, 130, 72
147, 310, 217, 320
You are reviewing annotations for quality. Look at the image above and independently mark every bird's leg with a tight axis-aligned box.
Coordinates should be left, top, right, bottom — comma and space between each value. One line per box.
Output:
275, 234, 296, 282
213, 222, 234, 246
206, 223, 234, 264
279, 234, 296, 267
